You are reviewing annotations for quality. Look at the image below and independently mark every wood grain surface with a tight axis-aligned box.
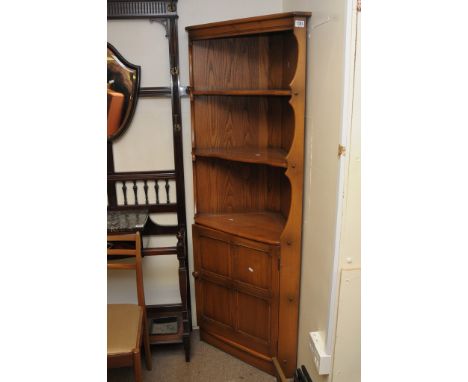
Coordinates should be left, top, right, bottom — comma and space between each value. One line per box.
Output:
187, 12, 310, 378
192, 95, 294, 154
191, 32, 297, 90
194, 158, 290, 218
195, 212, 286, 245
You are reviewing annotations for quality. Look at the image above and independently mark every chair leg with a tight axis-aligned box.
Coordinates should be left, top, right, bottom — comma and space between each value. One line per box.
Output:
133, 350, 142, 382
142, 315, 152, 370
183, 334, 191, 362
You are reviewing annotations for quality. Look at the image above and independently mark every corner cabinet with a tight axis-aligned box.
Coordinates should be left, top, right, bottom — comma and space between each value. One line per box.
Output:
186, 12, 310, 377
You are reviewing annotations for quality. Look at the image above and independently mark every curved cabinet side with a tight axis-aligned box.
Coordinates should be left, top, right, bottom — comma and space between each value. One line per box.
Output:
278, 15, 308, 377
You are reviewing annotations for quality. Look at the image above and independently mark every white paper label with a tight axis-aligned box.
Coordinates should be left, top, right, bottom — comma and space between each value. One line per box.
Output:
295, 20, 305, 28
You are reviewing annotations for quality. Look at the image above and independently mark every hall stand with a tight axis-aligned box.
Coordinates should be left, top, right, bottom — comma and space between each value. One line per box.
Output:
107, 0, 192, 361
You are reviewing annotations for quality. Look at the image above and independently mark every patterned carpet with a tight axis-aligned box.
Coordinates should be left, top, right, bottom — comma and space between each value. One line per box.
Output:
108, 330, 275, 382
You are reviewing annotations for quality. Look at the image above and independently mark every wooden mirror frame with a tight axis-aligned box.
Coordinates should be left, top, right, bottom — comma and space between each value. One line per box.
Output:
107, 42, 141, 142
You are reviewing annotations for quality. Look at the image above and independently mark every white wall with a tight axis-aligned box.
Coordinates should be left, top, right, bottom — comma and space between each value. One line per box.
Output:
332, 7, 360, 381
281, 0, 359, 381
107, 0, 283, 325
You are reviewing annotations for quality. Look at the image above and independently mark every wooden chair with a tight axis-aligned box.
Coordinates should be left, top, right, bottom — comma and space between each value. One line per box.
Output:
107, 232, 152, 381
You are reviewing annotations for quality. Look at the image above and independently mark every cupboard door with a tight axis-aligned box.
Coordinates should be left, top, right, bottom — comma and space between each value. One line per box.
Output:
199, 279, 234, 330
193, 224, 279, 357
193, 225, 234, 336
233, 241, 274, 292
232, 238, 279, 356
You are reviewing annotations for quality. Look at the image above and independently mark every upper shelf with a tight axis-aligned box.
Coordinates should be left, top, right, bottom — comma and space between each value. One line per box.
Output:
189, 27, 299, 91
186, 12, 311, 40
191, 89, 292, 97
195, 147, 288, 168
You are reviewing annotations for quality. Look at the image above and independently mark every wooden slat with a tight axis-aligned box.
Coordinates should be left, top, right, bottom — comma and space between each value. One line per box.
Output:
107, 233, 138, 241
139, 86, 172, 97
139, 86, 189, 97
108, 170, 176, 181
107, 249, 136, 256
143, 247, 178, 256
107, 263, 136, 270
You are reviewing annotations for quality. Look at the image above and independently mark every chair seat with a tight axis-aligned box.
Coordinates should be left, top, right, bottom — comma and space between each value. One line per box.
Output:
107, 304, 143, 356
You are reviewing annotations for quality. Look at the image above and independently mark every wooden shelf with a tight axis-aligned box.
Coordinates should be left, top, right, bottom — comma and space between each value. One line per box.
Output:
191, 89, 291, 96
147, 309, 186, 345
194, 148, 288, 168
195, 212, 286, 245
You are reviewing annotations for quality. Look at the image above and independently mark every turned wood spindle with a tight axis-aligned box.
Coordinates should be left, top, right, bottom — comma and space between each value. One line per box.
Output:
155, 180, 160, 204
122, 181, 128, 206
165, 179, 170, 203
143, 180, 149, 204
133, 180, 138, 205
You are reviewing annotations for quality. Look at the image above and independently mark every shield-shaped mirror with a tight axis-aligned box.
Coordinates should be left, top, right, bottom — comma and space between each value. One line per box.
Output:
107, 43, 141, 141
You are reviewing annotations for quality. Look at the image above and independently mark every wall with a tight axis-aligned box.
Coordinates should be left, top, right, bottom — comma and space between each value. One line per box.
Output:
332, 7, 360, 381
107, 0, 283, 325
281, 0, 359, 381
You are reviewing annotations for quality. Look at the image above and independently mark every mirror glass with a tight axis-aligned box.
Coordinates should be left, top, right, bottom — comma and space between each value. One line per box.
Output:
107, 43, 140, 141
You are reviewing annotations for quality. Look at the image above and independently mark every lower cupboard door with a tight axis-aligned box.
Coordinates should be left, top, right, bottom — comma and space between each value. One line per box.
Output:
198, 279, 235, 334
234, 290, 278, 356
198, 280, 277, 357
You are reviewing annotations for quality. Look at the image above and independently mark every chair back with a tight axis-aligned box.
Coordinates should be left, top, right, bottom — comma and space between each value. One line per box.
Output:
107, 232, 146, 307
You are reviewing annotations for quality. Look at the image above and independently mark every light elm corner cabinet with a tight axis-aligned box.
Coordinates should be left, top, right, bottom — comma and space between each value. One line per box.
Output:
186, 12, 310, 378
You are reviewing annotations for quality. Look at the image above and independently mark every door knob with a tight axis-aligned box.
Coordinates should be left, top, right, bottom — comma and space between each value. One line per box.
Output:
192, 271, 199, 279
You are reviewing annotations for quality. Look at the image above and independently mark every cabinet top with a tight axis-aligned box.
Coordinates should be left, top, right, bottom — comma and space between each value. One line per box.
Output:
186, 12, 311, 40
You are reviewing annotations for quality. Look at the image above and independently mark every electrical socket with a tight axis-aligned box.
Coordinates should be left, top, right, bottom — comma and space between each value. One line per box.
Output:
309, 331, 332, 375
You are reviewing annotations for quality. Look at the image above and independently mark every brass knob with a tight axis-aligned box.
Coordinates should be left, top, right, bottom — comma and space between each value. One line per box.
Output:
192, 271, 199, 279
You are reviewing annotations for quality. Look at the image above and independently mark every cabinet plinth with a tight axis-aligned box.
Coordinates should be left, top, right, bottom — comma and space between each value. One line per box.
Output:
187, 12, 310, 378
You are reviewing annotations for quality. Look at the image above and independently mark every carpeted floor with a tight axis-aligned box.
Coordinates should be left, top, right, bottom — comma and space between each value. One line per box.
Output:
108, 330, 275, 382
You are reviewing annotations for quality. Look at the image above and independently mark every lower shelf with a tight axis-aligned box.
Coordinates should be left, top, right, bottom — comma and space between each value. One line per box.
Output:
147, 308, 188, 345
146, 306, 192, 362
195, 212, 285, 245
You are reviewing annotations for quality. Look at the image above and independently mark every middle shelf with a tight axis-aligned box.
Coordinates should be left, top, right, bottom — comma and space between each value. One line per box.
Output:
193, 158, 291, 222
194, 147, 288, 168
191, 89, 292, 96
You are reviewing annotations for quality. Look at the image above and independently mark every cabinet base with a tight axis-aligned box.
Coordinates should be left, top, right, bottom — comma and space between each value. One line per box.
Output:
200, 329, 275, 376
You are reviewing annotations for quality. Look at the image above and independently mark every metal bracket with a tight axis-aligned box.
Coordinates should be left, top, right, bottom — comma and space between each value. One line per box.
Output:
150, 18, 169, 37
338, 144, 347, 157
170, 66, 179, 76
